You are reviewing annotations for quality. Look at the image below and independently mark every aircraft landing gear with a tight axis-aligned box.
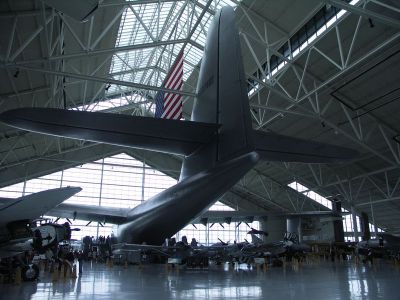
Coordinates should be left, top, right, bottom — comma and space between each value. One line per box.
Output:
22, 264, 39, 281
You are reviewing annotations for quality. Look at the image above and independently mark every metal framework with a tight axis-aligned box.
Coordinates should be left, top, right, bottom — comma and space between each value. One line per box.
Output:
237, 0, 400, 231
0, 0, 400, 234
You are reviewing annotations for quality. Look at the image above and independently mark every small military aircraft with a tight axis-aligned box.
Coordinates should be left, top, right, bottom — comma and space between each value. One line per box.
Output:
0, 187, 81, 280
357, 233, 400, 257
226, 231, 311, 266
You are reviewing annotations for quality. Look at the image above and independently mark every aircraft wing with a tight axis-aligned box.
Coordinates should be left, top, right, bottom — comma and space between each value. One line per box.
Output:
241, 242, 287, 256
253, 130, 358, 163
0, 187, 82, 226
190, 210, 269, 225
189, 210, 341, 225
112, 243, 168, 254
47, 203, 260, 227
0, 239, 33, 259
0, 108, 219, 156
46, 203, 128, 225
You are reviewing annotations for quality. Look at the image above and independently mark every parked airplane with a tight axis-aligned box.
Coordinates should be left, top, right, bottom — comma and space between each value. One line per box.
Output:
223, 231, 312, 266
0, 6, 357, 246
357, 233, 400, 256
0, 186, 81, 258
0, 187, 81, 280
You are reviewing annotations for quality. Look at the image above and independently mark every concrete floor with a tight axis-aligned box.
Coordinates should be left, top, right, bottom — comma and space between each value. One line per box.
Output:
1, 261, 400, 300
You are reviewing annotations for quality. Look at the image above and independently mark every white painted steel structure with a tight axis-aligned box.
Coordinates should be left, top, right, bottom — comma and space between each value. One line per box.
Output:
0, 0, 399, 238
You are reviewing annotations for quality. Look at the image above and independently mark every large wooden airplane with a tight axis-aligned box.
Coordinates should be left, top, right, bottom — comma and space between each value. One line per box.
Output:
0, 7, 357, 245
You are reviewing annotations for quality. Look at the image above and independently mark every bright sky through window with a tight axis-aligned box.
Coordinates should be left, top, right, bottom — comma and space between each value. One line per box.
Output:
0, 152, 257, 244
71, 1, 241, 114
288, 181, 384, 240
288, 181, 332, 210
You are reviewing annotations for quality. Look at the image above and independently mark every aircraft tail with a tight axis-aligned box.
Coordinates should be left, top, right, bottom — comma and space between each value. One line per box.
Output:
181, 6, 254, 179
250, 234, 264, 245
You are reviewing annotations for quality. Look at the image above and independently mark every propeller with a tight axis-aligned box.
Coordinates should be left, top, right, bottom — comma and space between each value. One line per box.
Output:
218, 238, 230, 246
247, 228, 269, 236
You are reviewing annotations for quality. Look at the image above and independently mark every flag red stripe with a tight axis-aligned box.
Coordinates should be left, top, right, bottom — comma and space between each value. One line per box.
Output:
165, 61, 183, 89
162, 96, 181, 118
163, 94, 181, 117
163, 79, 182, 106
165, 55, 183, 87
164, 52, 183, 81
166, 99, 182, 119
159, 50, 184, 120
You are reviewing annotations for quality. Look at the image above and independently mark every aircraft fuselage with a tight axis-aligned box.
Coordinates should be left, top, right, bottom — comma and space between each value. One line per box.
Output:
117, 151, 258, 245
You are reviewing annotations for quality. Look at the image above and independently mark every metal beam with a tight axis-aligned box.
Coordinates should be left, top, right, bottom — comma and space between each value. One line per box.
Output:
356, 196, 400, 206
1, 64, 196, 97
101, 0, 214, 15
101, 0, 182, 7
6, 39, 189, 65
0, 9, 52, 18
322, 0, 400, 29
9, 14, 53, 61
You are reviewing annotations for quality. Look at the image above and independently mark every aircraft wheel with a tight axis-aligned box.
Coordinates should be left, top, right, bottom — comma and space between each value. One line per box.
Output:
22, 264, 39, 281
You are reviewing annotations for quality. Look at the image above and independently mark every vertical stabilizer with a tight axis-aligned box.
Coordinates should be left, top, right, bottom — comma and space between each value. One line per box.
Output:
250, 234, 264, 245
181, 6, 254, 179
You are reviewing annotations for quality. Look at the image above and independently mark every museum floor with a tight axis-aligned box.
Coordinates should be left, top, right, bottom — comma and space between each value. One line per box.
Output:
2, 260, 400, 300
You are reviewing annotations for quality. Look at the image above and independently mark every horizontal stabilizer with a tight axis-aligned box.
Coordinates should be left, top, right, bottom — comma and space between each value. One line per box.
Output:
0, 108, 218, 156
253, 130, 358, 163
47, 203, 128, 225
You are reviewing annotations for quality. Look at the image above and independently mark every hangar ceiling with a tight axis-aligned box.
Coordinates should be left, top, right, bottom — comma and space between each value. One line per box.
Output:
0, 0, 399, 233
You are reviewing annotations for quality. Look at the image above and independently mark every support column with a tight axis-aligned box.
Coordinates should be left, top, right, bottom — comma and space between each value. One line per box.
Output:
351, 207, 359, 242
360, 212, 371, 241
22, 178, 27, 196
97, 158, 105, 238
287, 216, 301, 241
141, 160, 145, 203
261, 217, 285, 242
332, 200, 345, 242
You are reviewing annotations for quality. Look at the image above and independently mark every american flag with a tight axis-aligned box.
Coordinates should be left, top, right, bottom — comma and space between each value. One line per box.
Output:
154, 50, 184, 120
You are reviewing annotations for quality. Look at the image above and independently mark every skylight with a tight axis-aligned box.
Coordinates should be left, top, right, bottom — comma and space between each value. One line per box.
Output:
71, 93, 152, 113
288, 181, 384, 240
288, 181, 332, 210
104, 0, 240, 113
248, 0, 362, 98
73, 1, 363, 114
